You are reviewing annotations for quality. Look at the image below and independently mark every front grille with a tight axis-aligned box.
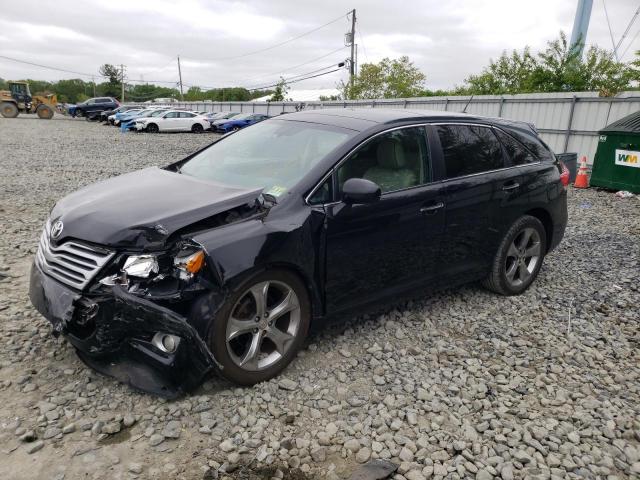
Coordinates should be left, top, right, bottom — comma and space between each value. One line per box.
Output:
36, 223, 115, 290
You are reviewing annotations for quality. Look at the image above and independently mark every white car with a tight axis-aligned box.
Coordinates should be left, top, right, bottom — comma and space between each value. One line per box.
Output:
133, 110, 210, 133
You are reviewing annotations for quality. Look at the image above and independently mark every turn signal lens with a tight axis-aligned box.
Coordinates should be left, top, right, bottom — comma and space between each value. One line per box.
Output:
185, 250, 205, 273
175, 250, 205, 275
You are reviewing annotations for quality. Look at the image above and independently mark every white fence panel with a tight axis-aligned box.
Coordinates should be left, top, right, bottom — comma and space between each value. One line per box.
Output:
153, 91, 640, 162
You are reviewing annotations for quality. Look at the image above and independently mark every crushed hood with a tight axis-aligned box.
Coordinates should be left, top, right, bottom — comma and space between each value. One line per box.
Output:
50, 167, 263, 249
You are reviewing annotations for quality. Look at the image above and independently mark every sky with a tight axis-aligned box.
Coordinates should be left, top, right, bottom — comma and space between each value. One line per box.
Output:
0, 0, 638, 93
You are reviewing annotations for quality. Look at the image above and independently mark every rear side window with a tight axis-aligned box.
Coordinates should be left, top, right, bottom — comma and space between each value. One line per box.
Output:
506, 129, 554, 161
494, 129, 537, 165
436, 125, 505, 178
179, 112, 195, 118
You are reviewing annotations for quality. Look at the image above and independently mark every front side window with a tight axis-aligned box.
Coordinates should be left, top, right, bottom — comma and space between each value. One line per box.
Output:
180, 120, 353, 198
337, 127, 430, 194
436, 125, 504, 179
164, 112, 179, 118
494, 129, 536, 165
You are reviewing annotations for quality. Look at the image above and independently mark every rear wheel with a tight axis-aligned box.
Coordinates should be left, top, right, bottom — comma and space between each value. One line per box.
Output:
232, 126, 240, 132
198, 270, 311, 385
191, 123, 204, 133
1, 102, 18, 118
483, 215, 546, 295
146, 123, 159, 133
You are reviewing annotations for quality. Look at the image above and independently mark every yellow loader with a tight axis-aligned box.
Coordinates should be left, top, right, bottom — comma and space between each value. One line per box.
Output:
0, 81, 56, 119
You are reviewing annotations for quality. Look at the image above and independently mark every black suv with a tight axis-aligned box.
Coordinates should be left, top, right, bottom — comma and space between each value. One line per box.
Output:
72, 97, 119, 117
29, 109, 567, 397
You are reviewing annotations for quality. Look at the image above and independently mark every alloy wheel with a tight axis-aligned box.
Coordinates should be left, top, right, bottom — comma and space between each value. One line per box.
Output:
225, 280, 301, 371
504, 227, 542, 288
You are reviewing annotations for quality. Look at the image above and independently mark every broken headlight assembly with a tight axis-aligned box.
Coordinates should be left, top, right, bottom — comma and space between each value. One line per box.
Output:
99, 247, 206, 287
123, 255, 159, 278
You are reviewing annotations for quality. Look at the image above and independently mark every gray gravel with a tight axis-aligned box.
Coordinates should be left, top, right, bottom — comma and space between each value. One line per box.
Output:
0, 115, 639, 480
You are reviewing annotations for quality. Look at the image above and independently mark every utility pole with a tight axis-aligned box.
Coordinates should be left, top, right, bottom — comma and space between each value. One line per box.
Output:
349, 9, 356, 89
119, 64, 126, 103
91, 76, 96, 97
569, 0, 593, 57
177, 55, 184, 101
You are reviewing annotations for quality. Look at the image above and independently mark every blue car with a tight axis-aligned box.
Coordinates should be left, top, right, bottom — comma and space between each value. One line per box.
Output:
212, 113, 269, 133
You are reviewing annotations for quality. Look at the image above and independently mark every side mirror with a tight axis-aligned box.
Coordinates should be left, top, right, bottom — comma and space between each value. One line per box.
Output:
342, 178, 381, 205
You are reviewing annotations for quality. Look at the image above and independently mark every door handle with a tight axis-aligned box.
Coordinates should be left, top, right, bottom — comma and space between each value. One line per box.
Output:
502, 182, 520, 191
420, 202, 444, 214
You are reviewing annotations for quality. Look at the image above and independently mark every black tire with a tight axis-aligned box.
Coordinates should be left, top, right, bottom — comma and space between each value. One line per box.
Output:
232, 126, 240, 132
76, 109, 84, 118
483, 215, 547, 295
191, 123, 204, 133
1, 102, 18, 118
196, 269, 311, 385
146, 123, 159, 133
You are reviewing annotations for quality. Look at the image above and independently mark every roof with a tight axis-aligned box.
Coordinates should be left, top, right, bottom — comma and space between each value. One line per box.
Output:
276, 108, 536, 134
600, 111, 640, 134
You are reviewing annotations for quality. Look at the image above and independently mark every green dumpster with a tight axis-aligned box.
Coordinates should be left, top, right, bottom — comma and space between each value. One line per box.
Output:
590, 111, 640, 193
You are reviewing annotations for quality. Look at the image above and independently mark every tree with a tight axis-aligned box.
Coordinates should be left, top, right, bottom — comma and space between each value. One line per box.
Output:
269, 77, 289, 101
98, 64, 122, 99
462, 32, 632, 96
319, 94, 341, 101
99, 64, 121, 84
341, 56, 426, 100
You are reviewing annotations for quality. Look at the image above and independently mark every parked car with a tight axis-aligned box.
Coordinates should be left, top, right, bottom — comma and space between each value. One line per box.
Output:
101, 105, 139, 123
133, 110, 210, 133
29, 109, 567, 396
212, 113, 269, 133
120, 109, 170, 131
207, 112, 240, 129
71, 97, 119, 117
113, 108, 153, 126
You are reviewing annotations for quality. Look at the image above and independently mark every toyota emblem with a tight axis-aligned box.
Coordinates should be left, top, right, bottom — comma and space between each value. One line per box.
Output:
50, 220, 64, 240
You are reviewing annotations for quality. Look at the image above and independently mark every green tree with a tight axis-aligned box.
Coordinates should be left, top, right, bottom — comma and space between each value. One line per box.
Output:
463, 32, 632, 96
269, 77, 289, 101
98, 64, 122, 99
341, 56, 426, 100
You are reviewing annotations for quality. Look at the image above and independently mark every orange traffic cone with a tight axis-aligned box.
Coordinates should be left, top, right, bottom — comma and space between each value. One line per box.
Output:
574, 156, 589, 188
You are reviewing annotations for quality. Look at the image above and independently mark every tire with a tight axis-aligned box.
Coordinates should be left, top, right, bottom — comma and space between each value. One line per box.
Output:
1, 102, 18, 118
232, 126, 240, 132
146, 123, 159, 133
36, 105, 54, 119
76, 109, 84, 118
191, 123, 204, 133
482, 215, 547, 296
198, 269, 311, 385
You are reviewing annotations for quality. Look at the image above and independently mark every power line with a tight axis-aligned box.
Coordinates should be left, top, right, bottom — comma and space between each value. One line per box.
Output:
614, 5, 640, 55
0, 54, 105, 79
241, 46, 348, 88
243, 59, 347, 90
602, 0, 618, 58
620, 25, 640, 59
204, 11, 349, 61
247, 66, 345, 91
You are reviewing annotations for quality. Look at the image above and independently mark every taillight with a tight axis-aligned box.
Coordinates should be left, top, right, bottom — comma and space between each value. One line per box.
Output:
559, 161, 570, 187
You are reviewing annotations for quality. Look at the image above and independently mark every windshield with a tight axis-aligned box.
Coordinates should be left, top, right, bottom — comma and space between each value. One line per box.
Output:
180, 120, 353, 197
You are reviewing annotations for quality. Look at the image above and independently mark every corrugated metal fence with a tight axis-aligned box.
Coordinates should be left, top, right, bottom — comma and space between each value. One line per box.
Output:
160, 91, 640, 162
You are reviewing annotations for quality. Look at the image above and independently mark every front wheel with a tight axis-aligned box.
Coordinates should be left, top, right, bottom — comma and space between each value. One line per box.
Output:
197, 270, 310, 385
1, 102, 18, 118
146, 123, 159, 133
482, 215, 546, 295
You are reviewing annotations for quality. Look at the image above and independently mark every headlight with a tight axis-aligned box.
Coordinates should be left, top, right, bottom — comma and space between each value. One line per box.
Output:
123, 255, 159, 278
174, 250, 205, 275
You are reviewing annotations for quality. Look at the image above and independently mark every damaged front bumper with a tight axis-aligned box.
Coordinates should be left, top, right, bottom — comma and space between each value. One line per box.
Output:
29, 262, 221, 398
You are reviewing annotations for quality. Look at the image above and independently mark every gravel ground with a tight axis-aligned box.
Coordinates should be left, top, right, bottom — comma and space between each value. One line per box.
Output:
0, 115, 639, 480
